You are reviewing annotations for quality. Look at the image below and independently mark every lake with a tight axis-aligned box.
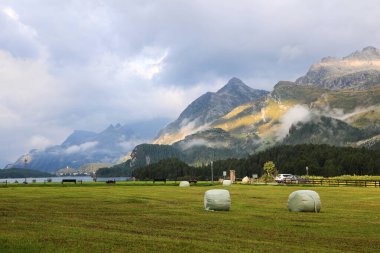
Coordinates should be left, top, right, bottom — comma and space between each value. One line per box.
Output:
0, 176, 130, 184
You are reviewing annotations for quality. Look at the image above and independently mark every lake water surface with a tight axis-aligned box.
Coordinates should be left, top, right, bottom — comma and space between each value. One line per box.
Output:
0, 176, 130, 183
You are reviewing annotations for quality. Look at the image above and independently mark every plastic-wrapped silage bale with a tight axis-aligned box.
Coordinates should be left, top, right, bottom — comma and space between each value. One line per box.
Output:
241, 176, 250, 184
222, 180, 232, 186
287, 190, 321, 213
179, 181, 190, 187
204, 189, 231, 211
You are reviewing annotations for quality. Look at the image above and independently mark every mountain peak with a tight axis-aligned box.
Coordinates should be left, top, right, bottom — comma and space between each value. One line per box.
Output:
224, 77, 244, 86
363, 46, 378, 51
296, 46, 380, 89
153, 78, 269, 144
104, 123, 122, 131
228, 77, 244, 84
217, 77, 251, 94
61, 130, 97, 147
344, 46, 380, 61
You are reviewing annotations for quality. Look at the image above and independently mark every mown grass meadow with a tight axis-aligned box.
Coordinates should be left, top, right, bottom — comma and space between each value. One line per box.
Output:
0, 182, 379, 252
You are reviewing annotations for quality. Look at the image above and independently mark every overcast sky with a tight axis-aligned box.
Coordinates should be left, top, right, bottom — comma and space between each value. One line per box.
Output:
1, 0, 380, 167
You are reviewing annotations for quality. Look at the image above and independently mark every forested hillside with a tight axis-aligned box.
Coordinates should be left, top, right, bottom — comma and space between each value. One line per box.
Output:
0, 168, 52, 178
100, 144, 380, 179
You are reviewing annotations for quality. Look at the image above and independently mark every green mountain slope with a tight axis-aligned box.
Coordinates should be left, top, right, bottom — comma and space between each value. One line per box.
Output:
282, 116, 366, 146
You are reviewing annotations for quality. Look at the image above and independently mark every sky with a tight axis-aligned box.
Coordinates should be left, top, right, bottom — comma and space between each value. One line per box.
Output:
1, 0, 380, 168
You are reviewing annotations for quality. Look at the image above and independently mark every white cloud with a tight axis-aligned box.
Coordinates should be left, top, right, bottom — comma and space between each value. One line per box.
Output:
0, 104, 20, 125
0, 50, 66, 124
64, 141, 98, 154
179, 138, 229, 150
28, 135, 53, 150
2, 6, 19, 20
0, 5, 41, 57
279, 45, 303, 62
276, 105, 312, 140
125, 47, 168, 80
118, 139, 146, 151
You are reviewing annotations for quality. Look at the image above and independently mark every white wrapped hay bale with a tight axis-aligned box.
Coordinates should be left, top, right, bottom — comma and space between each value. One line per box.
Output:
222, 180, 232, 186
241, 176, 250, 184
179, 181, 190, 187
288, 190, 321, 213
204, 189, 231, 211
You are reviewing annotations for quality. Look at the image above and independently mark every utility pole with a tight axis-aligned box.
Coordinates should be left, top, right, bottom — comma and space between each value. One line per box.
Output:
211, 161, 214, 184
24, 157, 28, 184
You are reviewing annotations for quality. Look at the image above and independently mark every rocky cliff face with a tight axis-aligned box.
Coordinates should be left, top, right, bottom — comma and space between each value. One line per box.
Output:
296, 46, 380, 89
154, 77, 269, 144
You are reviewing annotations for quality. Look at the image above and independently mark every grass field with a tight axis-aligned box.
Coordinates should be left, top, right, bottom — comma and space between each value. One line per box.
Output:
0, 182, 379, 253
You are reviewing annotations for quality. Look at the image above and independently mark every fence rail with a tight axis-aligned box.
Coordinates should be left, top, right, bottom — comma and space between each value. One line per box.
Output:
283, 178, 380, 187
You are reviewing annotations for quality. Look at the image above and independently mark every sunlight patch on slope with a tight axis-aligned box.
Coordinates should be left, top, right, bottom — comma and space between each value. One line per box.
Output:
214, 100, 295, 135
222, 103, 253, 120
344, 105, 380, 129
153, 132, 187, 145
153, 120, 211, 145
355, 134, 380, 148
319, 59, 380, 69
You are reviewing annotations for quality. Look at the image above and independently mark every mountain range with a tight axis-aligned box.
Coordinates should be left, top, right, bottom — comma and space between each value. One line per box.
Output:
124, 46, 380, 170
8, 46, 380, 173
9, 118, 169, 172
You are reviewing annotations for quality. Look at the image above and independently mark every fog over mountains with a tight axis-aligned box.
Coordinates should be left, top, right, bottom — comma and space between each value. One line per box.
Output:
9, 46, 380, 173
9, 118, 169, 172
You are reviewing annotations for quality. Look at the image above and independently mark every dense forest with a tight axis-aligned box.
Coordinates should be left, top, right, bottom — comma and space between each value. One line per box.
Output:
96, 160, 132, 177
97, 144, 380, 179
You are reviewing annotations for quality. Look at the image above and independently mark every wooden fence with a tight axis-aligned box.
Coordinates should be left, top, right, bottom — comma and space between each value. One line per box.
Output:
283, 178, 380, 187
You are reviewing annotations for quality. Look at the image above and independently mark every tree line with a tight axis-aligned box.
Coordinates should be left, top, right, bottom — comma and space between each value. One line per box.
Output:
0, 168, 52, 178
4, 144, 378, 179
130, 144, 380, 180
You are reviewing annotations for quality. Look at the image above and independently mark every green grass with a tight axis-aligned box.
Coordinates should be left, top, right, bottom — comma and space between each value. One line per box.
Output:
0, 183, 379, 253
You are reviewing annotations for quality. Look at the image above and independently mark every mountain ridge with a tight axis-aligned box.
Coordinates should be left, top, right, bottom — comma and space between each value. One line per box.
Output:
154, 77, 269, 145
10, 118, 170, 172
296, 46, 380, 90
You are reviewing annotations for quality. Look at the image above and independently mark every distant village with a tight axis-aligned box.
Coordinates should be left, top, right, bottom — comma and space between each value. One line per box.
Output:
55, 163, 109, 176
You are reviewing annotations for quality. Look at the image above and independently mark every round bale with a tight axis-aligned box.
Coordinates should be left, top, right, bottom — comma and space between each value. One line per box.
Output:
204, 189, 231, 211
222, 180, 232, 186
241, 176, 250, 184
179, 181, 190, 187
288, 190, 321, 213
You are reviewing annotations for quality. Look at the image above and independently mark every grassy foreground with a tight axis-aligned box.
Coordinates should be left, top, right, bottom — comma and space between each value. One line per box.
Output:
0, 183, 379, 253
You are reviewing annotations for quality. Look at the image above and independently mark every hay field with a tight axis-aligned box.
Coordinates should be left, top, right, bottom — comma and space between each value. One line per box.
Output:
0, 183, 379, 252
